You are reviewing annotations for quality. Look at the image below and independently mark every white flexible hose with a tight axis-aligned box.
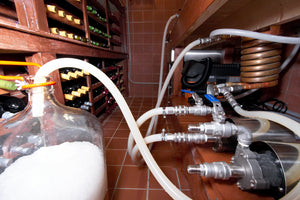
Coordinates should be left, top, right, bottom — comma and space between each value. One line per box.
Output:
158, 14, 179, 94
131, 134, 163, 164
34, 58, 191, 200
281, 43, 300, 71
127, 108, 164, 157
145, 39, 201, 140
234, 106, 300, 138
210, 29, 300, 44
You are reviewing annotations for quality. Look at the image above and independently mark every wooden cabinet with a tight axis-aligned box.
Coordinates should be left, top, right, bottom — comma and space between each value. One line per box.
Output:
0, 0, 128, 116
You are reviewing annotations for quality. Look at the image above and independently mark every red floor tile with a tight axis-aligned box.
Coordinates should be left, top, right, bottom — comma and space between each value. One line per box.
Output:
107, 138, 128, 150
104, 97, 192, 199
177, 169, 191, 190
114, 129, 130, 138
112, 189, 147, 200
148, 189, 173, 200
151, 150, 177, 167
107, 165, 121, 189
116, 166, 148, 188
106, 149, 126, 165
149, 166, 180, 189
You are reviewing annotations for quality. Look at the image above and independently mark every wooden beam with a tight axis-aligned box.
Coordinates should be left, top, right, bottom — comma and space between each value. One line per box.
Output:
14, 0, 48, 31
170, 0, 226, 47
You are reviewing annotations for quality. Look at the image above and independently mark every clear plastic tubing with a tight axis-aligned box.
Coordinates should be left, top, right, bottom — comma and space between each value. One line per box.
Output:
131, 134, 162, 164
210, 29, 300, 44
127, 107, 164, 158
233, 106, 300, 138
151, 14, 179, 143
144, 39, 201, 143
34, 58, 191, 200
158, 14, 179, 94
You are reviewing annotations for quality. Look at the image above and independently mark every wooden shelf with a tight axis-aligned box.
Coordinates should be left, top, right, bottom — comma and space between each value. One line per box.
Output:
95, 101, 107, 115
91, 81, 103, 90
170, 0, 300, 47
88, 14, 107, 28
0, 27, 126, 58
110, 27, 121, 35
0, 0, 127, 117
93, 92, 106, 103
65, 0, 82, 11
46, 4, 85, 31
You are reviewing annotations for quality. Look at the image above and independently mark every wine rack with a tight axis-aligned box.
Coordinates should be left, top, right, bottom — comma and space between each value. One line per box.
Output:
86, 59, 125, 116
0, 0, 127, 119
43, 0, 123, 50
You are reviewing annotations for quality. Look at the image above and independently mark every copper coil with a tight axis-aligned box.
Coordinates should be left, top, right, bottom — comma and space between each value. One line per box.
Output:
240, 37, 282, 86
241, 39, 272, 48
240, 74, 279, 83
241, 43, 282, 54
241, 49, 281, 61
240, 56, 281, 66
240, 68, 280, 77
240, 62, 279, 72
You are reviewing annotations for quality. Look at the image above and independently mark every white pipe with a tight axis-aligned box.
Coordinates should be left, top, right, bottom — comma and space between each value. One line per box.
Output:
210, 29, 300, 44
280, 43, 300, 71
158, 14, 179, 94
127, 108, 164, 157
234, 106, 300, 138
34, 58, 191, 200
145, 39, 201, 143
131, 134, 162, 164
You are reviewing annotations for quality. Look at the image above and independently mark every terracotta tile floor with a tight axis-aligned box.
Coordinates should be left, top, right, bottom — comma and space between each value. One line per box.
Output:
102, 97, 192, 200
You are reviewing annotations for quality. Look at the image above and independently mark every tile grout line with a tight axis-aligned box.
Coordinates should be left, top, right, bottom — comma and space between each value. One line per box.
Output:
110, 149, 129, 199
165, 115, 183, 190
106, 97, 136, 149
146, 168, 150, 200
109, 98, 135, 200
105, 122, 122, 149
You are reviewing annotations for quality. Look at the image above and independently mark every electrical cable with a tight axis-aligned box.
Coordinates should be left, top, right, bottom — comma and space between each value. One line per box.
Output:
210, 29, 300, 44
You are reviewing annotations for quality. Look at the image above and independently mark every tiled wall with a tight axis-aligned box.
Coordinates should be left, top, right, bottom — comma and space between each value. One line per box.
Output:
127, 0, 185, 97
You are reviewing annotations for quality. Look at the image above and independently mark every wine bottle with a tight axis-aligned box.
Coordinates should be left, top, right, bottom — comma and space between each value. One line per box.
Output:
66, 14, 73, 22
50, 27, 59, 34
73, 18, 81, 25
89, 25, 95, 31
64, 93, 74, 101
60, 73, 71, 81
74, 35, 82, 41
46, 5, 57, 13
81, 86, 89, 92
58, 10, 65, 17
59, 30, 67, 37
67, 33, 74, 39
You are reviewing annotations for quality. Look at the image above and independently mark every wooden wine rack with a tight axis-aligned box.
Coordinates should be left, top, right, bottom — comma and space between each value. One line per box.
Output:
0, 0, 127, 117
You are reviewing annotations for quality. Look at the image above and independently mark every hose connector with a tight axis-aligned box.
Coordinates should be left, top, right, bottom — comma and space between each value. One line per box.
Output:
163, 105, 212, 116
162, 132, 217, 144
188, 121, 238, 138
187, 162, 244, 180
